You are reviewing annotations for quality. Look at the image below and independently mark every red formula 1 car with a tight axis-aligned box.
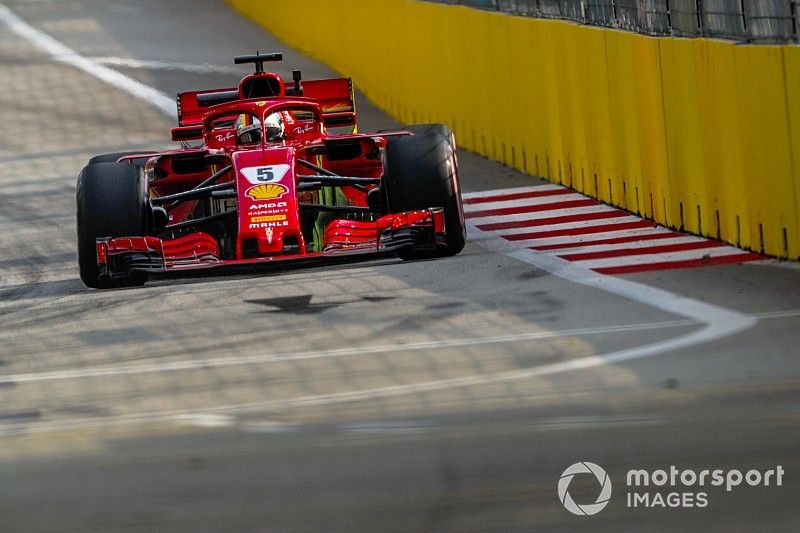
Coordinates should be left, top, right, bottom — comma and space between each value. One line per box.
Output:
76, 52, 465, 288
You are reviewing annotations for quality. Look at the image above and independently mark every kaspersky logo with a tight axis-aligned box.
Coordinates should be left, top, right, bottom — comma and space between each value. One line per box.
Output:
558, 462, 613, 516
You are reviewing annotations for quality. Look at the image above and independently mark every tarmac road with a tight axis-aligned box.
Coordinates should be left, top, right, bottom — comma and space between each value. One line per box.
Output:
0, 1, 798, 531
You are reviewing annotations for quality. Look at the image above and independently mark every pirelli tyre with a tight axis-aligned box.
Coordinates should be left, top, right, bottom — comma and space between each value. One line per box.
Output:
384, 132, 466, 259
76, 162, 149, 289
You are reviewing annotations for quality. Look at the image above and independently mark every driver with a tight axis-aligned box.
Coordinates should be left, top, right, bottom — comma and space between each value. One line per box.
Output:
264, 112, 284, 142
235, 115, 261, 145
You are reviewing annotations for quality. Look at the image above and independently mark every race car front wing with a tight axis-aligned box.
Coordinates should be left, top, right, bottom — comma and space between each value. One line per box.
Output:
95, 208, 446, 280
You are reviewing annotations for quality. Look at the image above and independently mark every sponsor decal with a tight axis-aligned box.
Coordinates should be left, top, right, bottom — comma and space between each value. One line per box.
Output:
249, 209, 287, 216
245, 183, 288, 200
293, 123, 315, 135
249, 221, 289, 229
248, 201, 288, 216
256, 100, 267, 107
215, 132, 234, 142
250, 214, 287, 224
241, 164, 290, 185
248, 201, 287, 210
265, 226, 274, 245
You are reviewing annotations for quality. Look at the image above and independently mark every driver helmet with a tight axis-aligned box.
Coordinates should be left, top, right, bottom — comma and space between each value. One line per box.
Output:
264, 112, 285, 142
236, 115, 261, 145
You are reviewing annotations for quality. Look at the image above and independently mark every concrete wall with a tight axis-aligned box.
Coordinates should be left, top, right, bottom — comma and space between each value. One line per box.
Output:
228, 0, 800, 259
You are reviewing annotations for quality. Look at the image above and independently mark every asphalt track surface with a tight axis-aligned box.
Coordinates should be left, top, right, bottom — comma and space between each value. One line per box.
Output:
0, 1, 798, 531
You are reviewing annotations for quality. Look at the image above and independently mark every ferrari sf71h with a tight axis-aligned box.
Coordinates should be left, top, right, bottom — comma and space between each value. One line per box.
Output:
76, 52, 465, 288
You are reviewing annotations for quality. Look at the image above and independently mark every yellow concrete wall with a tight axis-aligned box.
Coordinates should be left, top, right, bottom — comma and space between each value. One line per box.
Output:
228, 0, 800, 259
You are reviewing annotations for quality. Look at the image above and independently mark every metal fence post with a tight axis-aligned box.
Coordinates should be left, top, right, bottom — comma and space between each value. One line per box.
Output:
795, 0, 800, 41
696, 0, 703, 36
740, 0, 747, 36
666, 0, 673, 29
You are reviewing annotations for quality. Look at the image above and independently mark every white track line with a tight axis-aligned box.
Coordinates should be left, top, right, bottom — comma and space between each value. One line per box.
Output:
0, 4, 177, 119
87, 56, 240, 74
754, 309, 800, 319
0, 320, 697, 385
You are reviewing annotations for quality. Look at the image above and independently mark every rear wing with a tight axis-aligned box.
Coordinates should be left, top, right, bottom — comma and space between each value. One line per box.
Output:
176, 77, 356, 130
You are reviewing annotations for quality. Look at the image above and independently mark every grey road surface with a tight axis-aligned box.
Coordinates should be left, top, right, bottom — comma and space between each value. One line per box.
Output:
0, 1, 798, 531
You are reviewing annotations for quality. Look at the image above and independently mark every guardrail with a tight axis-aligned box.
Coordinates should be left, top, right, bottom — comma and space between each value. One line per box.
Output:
432, 0, 800, 42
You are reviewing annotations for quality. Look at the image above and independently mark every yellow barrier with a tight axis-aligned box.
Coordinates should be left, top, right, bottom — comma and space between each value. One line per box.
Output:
228, 0, 800, 259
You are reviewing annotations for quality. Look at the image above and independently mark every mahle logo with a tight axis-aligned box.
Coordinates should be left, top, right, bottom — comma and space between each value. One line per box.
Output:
558, 462, 613, 516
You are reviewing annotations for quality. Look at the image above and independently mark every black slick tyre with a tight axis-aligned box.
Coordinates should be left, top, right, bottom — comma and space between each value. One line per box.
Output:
76, 162, 149, 288
384, 132, 466, 259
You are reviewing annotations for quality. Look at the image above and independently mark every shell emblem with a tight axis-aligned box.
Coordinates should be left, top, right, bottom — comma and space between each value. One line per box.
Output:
246, 183, 288, 200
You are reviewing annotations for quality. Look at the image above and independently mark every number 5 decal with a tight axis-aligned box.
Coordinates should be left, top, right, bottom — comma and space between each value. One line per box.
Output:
241, 164, 290, 185
257, 167, 274, 182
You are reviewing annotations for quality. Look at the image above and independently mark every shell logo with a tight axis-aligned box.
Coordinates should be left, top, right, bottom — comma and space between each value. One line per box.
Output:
246, 183, 288, 200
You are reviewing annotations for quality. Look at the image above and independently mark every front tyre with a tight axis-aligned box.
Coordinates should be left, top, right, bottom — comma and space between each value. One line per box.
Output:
384, 132, 466, 259
76, 162, 149, 288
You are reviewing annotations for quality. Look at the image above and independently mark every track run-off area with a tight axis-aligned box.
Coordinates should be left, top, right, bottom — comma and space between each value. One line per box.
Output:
0, 1, 798, 531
